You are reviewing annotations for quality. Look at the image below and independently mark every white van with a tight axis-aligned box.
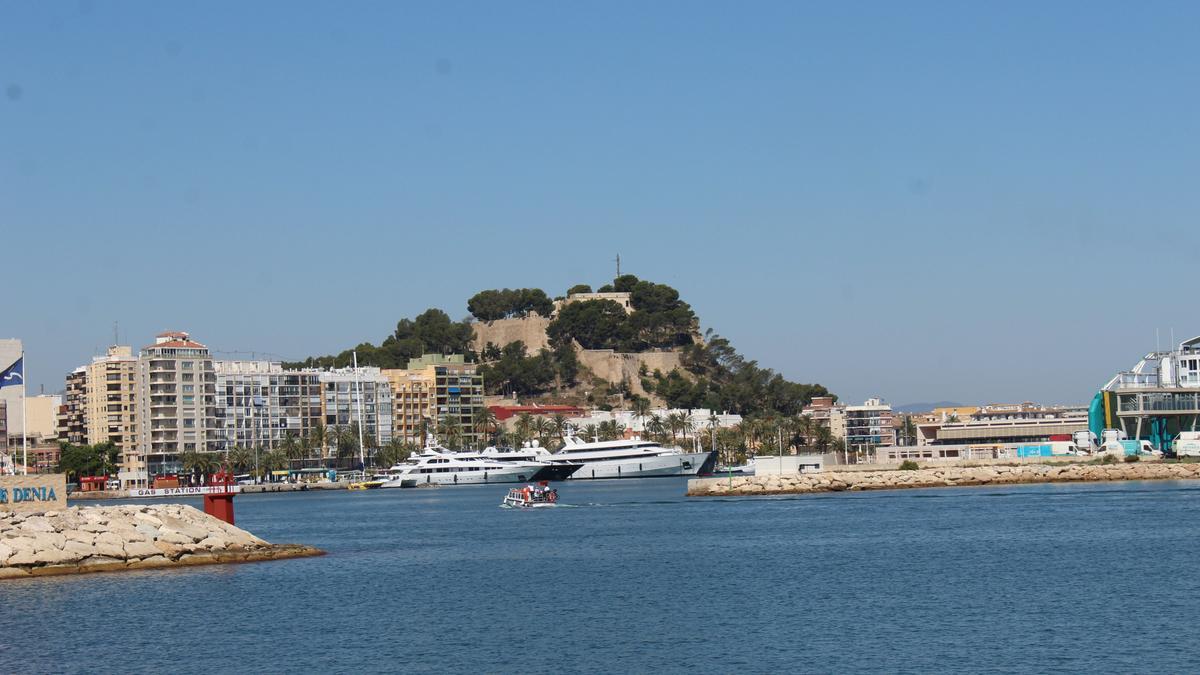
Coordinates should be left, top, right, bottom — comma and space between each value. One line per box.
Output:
1175, 432, 1200, 457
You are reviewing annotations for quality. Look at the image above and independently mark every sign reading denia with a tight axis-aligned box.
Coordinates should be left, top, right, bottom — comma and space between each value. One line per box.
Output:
0, 474, 67, 512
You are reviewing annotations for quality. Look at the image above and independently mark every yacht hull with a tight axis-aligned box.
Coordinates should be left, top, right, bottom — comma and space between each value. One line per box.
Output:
387, 466, 539, 487
530, 463, 583, 482
566, 451, 714, 480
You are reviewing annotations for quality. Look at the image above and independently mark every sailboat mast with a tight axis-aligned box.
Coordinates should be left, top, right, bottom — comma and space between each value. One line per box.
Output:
353, 351, 366, 472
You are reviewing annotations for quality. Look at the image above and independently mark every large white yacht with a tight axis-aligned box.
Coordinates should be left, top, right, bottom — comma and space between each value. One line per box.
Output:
379, 447, 541, 487
477, 442, 582, 481
547, 434, 715, 479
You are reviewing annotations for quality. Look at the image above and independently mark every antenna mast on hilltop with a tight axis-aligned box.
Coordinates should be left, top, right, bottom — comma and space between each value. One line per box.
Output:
614, 253, 621, 280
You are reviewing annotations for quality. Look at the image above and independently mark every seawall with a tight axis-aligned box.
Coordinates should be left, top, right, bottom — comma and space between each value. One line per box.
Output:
688, 461, 1200, 497
0, 504, 323, 579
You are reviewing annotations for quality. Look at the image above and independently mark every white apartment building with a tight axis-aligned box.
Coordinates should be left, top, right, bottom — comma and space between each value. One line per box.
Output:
136, 331, 220, 476
213, 360, 323, 454
318, 367, 393, 450
830, 397, 896, 448
86, 345, 139, 473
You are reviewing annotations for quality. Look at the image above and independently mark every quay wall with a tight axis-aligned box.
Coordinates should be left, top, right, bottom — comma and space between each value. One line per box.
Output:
688, 461, 1200, 497
69, 483, 344, 500
823, 455, 1086, 473
0, 504, 322, 579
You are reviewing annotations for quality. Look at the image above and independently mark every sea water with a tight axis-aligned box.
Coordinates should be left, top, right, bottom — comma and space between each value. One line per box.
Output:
5, 478, 1200, 673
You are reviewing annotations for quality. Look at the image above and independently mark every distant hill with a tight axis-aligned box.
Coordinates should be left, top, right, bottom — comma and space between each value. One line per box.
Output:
288, 274, 832, 417
893, 401, 963, 413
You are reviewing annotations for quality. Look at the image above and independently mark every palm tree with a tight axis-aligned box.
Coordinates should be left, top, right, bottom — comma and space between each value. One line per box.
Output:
597, 420, 626, 441
645, 415, 666, 445
678, 412, 694, 442
706, 412, 720, 456
472, 407, 499, 448
736, 419, 760, 454
376, 438, 412, 468
335, 423, 361, 468
280, 432, 304, 469
665, 412, 685, 445
717, 427, 742, 465
900, 415, 917, 447
813, 424, 834, 453
180, 450, 216, 482
795, 415, 816, 449
306, 422, 329, 463
261, 449, 288, 480
631, 398, 652, 433
582, 423, 599, 442
534, 417, 555, 447
437, 416, 464, 450
514, 413, 535, 446
551, 413, 569, 440
227, 446, 254, 473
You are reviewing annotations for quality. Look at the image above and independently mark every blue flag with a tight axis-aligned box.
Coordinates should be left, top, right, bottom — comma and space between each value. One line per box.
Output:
0, 357, 23, 389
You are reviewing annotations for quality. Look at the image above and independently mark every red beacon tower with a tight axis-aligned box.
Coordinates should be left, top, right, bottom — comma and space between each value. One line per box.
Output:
203, 466, 237, 525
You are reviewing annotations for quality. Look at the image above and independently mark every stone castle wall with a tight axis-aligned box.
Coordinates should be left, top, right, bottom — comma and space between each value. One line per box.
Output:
471, 316, 687, 403
576, 349, 683, 401
472, 316, 553, 353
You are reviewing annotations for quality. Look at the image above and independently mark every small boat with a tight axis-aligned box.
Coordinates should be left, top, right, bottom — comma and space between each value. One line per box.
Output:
347, 480, 384, 491
501, 482, 559, 508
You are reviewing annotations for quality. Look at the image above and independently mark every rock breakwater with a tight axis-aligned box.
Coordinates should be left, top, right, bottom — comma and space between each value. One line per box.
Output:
0, 504, 322, 579
688, 461, 1200, 497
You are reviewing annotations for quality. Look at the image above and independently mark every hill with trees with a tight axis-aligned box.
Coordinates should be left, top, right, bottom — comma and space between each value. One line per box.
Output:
286, 275, 832, 418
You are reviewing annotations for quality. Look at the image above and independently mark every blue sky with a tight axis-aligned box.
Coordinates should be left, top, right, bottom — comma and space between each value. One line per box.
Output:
2, 1, 1197, 406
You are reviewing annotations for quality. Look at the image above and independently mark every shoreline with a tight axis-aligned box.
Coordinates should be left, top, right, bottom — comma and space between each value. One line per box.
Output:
687, 460, 1200, 497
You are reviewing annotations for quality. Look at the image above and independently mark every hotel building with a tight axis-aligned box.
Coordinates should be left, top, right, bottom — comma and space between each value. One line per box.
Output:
85, 345, 140, 472
830, 398, 896, 449
384, 354, 484, 447
136, 331, 220, 475
383, 368, 435, 445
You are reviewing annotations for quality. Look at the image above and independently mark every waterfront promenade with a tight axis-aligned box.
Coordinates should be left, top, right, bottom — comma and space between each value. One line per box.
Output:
688, 460, 1200, 496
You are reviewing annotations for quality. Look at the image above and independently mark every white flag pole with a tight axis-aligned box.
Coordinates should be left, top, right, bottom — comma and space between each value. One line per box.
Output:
21, 351, 28, 475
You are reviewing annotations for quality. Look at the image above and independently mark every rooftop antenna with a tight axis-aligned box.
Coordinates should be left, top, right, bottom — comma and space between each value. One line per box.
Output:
1157, 327, 1161, 353
113, 321, 118, 347
1171, 328, 1176, 351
